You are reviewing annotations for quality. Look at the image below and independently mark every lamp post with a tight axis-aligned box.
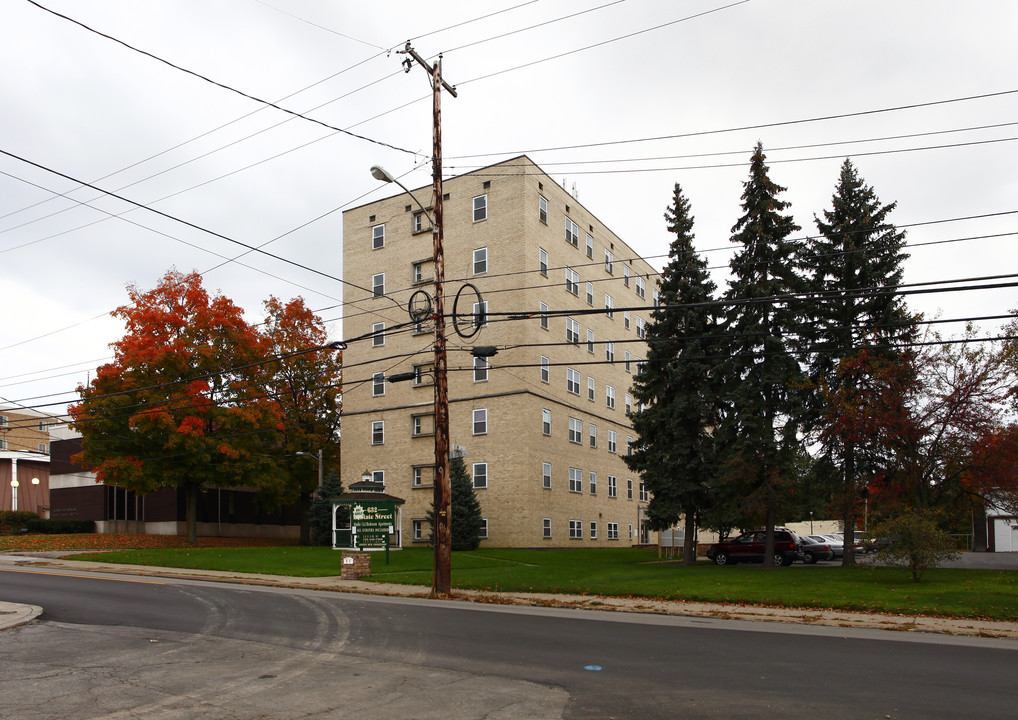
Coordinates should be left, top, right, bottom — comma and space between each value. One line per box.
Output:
31, 477, 39, 514
297, 450, 324, 489
10, 478, 19, 512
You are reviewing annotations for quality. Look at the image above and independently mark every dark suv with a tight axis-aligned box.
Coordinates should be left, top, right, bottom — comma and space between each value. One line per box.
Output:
706, 529, 801, 567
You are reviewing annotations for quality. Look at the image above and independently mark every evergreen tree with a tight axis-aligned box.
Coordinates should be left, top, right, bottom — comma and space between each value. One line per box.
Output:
717, 143, 805, 566
801, 159, 909, 564
428, 456, 483, 551
625, 183, 722, 565
307, 471, 344, 546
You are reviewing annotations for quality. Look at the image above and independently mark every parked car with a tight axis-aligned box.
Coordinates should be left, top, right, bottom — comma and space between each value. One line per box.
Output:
800, 535, 836, 564
830, 532, 869, 553
706, 529, 801, 567
808, 535, 843, 559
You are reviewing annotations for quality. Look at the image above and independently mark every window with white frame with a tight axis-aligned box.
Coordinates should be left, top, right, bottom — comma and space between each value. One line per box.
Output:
0, 415, 7, 427
539, 195, 548, 224
542, 408, 551, 436
627, 436, 634, 455
542, 462, 552, 489
585, 233, 594, 259
413, 211, 426, 234
627, 478, 634, 500
604, 250, 614, 274
607, 522, 619, 539
623, 265, 630, 287
38, 421, 48, 432
372, 273, 385, 297
412, 259, 432, 284
372, 322, 385, 347
586, 328, 594, 353
412, 465, 434, 487
589, 424, 597, 448
473, 194, 487, 222
372, 372, 385, 396
473, 408, 488, 435
624, 350, 631, 372
653, 289, 660, 307
372, 224, 385, 250
608, 475, 618, 498
606, 385, 616, 409
568, 417, 582, 444
606, 342, 615, 363
569, 467, 582, 493
566, 318, 580, 344
566, 368, 581, 395
587, 376, 595, 401
473, 247, 488, 274
625, 394, 632, 415
636, 316, 646, 339
636, 275, 646, 298
608, 430, 617, 453
539, 247, 548, 276
565, 217, 579, 246
543, 518, 552, 538
473, 462, 488, 489
474, 356, 488, 383
39, 443, 48, 454
624, 310, 631, 330
479, 518, 488, 539
540, 356, 550, 383
371, 420, 384, 445
540, 302, 550, 330
640, 481, 649, 502
586, 281, 594, 306
0, 438, 7, 450
589, 471, 597, 494
605, 294, 614, 319
372, 470, 385, 486
413, 363, 434, 386
590, 521, 598, 539
569, 519, 582, 539
565, 267, 579, 295
629, 524, 634, 540
472, 301, 488, 329
412, 519, 423, 541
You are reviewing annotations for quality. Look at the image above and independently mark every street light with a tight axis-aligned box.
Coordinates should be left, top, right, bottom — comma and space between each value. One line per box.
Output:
31, 477, 39, 514
10, 478, 19, 512
296, 450, 324, 489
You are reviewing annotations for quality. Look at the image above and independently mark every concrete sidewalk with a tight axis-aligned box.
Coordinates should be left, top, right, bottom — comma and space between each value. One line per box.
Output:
3, 552, 1018, 640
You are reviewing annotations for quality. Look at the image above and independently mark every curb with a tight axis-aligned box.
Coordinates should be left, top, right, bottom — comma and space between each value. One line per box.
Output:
0, 601, 42, 631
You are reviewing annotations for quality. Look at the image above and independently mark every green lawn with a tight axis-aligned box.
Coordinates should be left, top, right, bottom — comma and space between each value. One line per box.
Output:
68, 546, 1018, 621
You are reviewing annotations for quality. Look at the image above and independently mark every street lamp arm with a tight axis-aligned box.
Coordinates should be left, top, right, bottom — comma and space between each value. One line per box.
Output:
370, 165, 434, 226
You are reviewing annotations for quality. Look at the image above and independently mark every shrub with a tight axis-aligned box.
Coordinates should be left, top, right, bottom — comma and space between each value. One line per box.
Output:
0, 511, 39, 534
872, 509, 960, 582
307, 472, 344, 546
25, 518, 96, 534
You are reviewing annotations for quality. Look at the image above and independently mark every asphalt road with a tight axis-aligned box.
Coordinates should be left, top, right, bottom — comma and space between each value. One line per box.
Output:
2, 565, 1016, 720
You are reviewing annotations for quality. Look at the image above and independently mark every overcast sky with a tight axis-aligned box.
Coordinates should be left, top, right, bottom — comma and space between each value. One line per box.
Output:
1, 0, 1016, 418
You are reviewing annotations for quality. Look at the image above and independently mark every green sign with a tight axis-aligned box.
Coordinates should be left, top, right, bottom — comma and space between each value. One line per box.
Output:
351, 501, 396, 547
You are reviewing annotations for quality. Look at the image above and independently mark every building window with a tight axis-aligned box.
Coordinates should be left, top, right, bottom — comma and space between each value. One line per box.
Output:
623, 265, 630, 287
627, 479, 634, 500
608, 431, 617, 453
0, 415, 7, 427
472, 301, 488, 329
587, 376, 595, 402
540, 302, 550, 331
473, 194, 487, 222
412, 519, 423, 541
606, 385, 616, 409
636, 275, 646, 299
565, 217, 579, 247
640, 481, 649, 502
653, 289, 661, 307
568, 417, 582, 444
590, 521, 598, 539
539, 195, 548, 224
606, 342, 615, 363
543, 462, 552, 489
372, 273, 385, 297
412, 465, 434, 487
569, 467, 582, 493
479, 519, 488, 540
540, 356, 550, 383
473, 247, 488, 275
412, 363, 434, 386
0, 438, 6, 451
539, 247, 548, 276
413, 211, 426, 233
586, 328, 594, 353
38, 421, 49, 432
38, 443, 49, 454
625, 394, 632, 415
412, 259, 433, 285
473, 408, 488, 435
636, 316, 646, 339
371, 420, 384, 445
372, 224, 385, 250
627, 436, 634, 456
566, 318, 580, 344
605, 294, 614, 319
542, 408, 551, 436
604, 250, 614, 274
472, 462, 488, 488
566, 368, 581, 395
629, 524, 634, 540
372, 372, 385, 397
608, 522, 619, 540
565, 267, 579, 295
589, 424, 597, 448
624, 311, 631, 331
543, 518, 552, 538
624, 350, 631, 372
372, 470, 385, 486
585, 233, 594, 259
411, 413, 434, 437
569, 520, 582, 539
608, 475, 618, 498
589, 471, 597, 495
372, 322, 385, 347
474, 356, 488, 383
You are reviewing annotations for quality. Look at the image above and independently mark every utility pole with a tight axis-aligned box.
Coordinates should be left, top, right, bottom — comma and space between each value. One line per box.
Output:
401, 43, 457, 595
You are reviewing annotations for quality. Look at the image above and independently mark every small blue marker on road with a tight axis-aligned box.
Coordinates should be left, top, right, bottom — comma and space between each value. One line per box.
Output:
584, 665, 602, 671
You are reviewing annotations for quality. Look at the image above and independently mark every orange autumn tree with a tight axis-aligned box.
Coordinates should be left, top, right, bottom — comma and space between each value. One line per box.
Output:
70, 270, 283, 545
262, 296, 343, 545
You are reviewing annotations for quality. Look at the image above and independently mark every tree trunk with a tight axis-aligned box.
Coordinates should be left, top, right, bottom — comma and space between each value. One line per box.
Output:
682, 509, 697, 566
842, 441, 857, 566
185, 484, 198, 546
762, 499, 776, 568
298, 490, 312, 546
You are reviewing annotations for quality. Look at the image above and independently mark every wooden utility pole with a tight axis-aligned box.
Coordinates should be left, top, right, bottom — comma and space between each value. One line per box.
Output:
402, 43, 457, 595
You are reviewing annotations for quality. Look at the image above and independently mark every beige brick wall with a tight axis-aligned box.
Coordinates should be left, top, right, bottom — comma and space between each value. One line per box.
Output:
342, 156, 660, 547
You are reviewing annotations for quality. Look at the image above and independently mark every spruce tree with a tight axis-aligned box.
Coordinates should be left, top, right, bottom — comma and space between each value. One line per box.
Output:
428, 456, 483, 551
307, 471, 344, 546
802, 159, 909, 564
717, 143, 805, 567
625, 183, 721, 565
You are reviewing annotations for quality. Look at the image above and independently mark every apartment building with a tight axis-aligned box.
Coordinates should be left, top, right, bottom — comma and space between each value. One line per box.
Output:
341, 156, 660, 547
